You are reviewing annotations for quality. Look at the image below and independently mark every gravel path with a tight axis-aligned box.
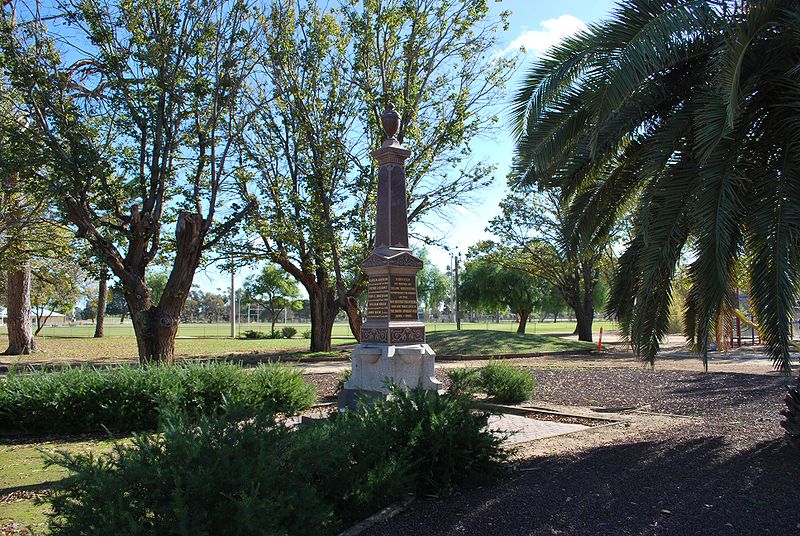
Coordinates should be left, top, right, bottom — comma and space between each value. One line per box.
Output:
354, 366, 800, 536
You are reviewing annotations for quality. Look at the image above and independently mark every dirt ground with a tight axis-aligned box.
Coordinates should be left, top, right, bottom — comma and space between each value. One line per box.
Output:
357, 363, 800, 536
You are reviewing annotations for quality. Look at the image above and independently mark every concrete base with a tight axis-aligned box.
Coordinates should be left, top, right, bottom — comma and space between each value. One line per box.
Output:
338, 343, 443, 409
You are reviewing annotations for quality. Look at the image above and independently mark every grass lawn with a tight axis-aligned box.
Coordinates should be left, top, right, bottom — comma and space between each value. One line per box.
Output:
426, 329, 594, 356
0, 320, 613, 366
0, 437, 123, 532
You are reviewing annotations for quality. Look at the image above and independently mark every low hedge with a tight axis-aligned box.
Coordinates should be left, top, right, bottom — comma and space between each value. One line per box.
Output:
0, 362, 316, 434
43, 387, 506, 535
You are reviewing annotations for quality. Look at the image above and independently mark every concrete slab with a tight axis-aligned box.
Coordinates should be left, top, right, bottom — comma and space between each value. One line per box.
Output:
488, 413, 588, 445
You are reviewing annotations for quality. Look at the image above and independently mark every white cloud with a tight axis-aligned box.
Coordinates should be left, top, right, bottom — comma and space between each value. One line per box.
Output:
503, 14, 587, 56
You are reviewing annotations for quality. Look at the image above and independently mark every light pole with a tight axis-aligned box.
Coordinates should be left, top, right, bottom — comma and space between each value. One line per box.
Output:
451, 253, 461, 330
230, 253, 236, 338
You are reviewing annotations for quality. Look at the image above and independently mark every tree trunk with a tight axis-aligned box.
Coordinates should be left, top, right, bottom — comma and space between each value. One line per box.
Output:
4, 262, 36, 355
781, 375, 800, 450
130, 305, 179, 365
309, 288, 337, 352
269, 300, 277, 336
94, 271, 107, 338
344, 295, 362, 343
517, 310, 530, 334
125, 213, 204, 365
575, 309, 593, 342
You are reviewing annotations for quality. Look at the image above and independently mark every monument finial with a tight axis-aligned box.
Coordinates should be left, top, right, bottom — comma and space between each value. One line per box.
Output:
381, 102, 401, 140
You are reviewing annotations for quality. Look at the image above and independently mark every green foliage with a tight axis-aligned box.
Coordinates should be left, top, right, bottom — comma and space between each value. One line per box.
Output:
242, 0, 515, 352
445, 367, 481, 398
246, 363, 317, 415
43, 388, 505, 534
335, 368, 352, 392
459, 253, 546, 329
511, 0, 800, 374
242, 329, 269, 339
447, 363, 537, 404
282, 327, 297, 339
302, 329, 312, 339
0, 0, 261, 363
243, 265, 301, 334
485, 190, 609, 341
0, 363, 316, 433
415, 247, 452, 313
145, 271, 168, 306
479, 362, 537, 404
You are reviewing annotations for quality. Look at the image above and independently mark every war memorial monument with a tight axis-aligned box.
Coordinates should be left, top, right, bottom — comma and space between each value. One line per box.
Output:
338, 103, 443, 407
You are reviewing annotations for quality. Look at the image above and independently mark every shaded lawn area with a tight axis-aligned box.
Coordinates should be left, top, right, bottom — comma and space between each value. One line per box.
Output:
426, 330, 593, 356
0, 437, 124, 533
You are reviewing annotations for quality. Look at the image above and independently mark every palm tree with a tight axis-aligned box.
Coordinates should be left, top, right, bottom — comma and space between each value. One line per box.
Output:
511, 0, 800, 447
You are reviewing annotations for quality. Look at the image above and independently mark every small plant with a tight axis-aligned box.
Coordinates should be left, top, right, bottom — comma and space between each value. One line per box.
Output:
302, 329, 312, 339
335, 368, 352, 392
282, 326, 298, 339
479, 362, 537, 404
244, 363, 317, 414
445, 367, 481, 398
243, 329, 269, 339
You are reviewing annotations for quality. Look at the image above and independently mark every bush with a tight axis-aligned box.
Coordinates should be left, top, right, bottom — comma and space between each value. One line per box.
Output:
282, 326, 298, 339
302, 329, 312, 339
335, 368, 351, 392
43, 388, 506, 535
479, 362, 537, 404
445, 367, 481, 398
244, 363, 317, 414
0, 362, 317, 433
243, 329, 268, 339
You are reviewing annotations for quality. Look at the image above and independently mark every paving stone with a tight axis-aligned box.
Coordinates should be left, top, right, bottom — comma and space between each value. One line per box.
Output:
487, 413, 588, 445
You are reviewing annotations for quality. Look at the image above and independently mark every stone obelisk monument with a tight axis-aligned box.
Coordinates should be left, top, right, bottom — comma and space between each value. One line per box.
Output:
338, 103, 442, 408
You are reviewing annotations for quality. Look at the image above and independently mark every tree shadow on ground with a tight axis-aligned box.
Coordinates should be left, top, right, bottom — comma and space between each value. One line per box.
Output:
365, 436, 800, 536
427, 330, 591, 356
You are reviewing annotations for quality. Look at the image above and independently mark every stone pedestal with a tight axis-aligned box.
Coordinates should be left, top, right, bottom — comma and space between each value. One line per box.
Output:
339, 103, 443, 409
338, 343, 440, 407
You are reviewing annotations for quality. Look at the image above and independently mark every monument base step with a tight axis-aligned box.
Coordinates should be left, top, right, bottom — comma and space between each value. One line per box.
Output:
338, 343, 443, 410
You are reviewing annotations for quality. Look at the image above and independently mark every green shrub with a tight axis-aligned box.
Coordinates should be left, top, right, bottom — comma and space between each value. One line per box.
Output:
302, 329, 312, 339
243, 329, 268, 339
479, 362, 537, 404
243, 363, 317, 414
282, 326, 298, 339
43, 388, 505, 535
0, 362, 316, 433
335, 368, 351, 392
45, 406, 334, 536
445, 367, 481, 398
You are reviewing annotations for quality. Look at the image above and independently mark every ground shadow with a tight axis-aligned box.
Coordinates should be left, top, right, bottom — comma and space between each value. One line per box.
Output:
364, 436, 800, 535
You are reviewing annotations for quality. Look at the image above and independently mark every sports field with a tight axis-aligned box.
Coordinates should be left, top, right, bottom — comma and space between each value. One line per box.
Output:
0, 320, 617, 364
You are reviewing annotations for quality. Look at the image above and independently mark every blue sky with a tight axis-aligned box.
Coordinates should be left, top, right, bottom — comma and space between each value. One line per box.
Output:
195, 0, 619, 293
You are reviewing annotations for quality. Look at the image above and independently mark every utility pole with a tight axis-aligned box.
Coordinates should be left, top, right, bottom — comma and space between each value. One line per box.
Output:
453, 254, 461, 330
230, 253, 236, 338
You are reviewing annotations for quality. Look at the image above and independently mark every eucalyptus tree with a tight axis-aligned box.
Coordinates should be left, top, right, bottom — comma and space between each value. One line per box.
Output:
487, 189, 610, 341
242, 0, 514, 351
0, 0, 261, 364
242, 264, 300, 336
511, 0, 800, 445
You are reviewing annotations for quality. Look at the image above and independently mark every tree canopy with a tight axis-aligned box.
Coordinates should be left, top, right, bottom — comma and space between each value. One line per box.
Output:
511, 0, 800, 445
459, 254, 545, 334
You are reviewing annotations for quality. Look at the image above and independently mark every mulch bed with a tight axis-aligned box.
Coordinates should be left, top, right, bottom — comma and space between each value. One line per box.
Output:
347, 366, 800, 536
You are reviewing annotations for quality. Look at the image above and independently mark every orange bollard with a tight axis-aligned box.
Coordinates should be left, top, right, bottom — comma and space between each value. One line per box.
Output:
597, 326, 603, 351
